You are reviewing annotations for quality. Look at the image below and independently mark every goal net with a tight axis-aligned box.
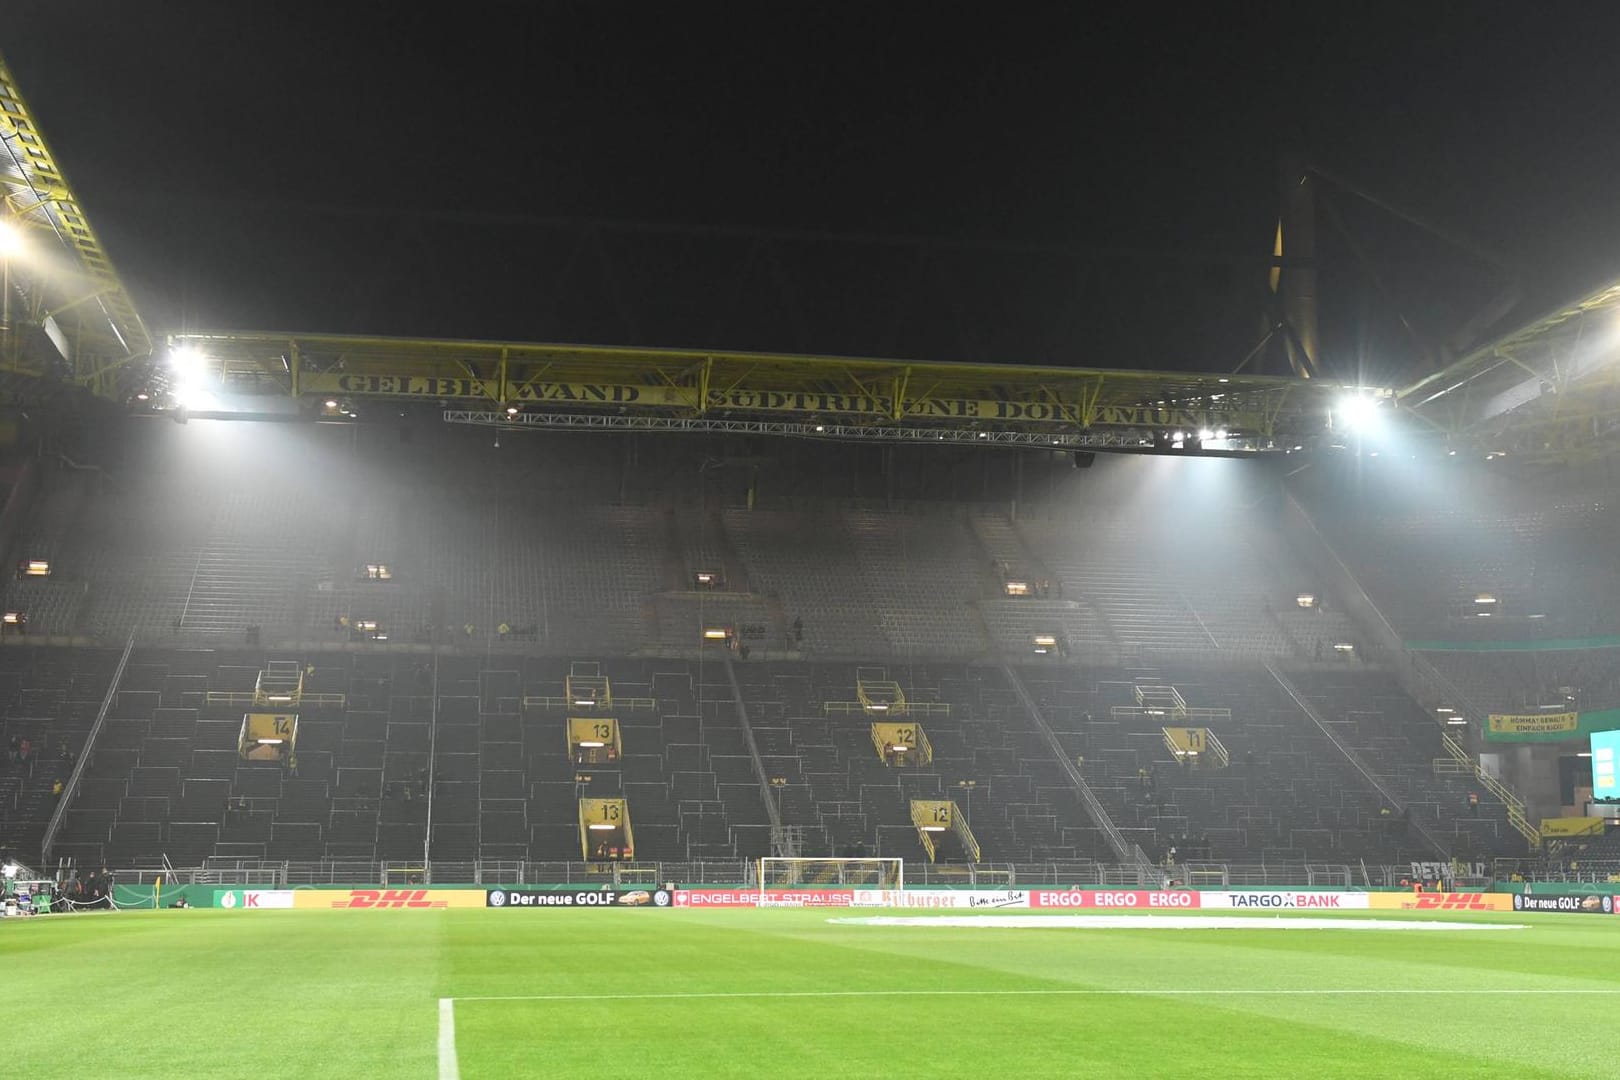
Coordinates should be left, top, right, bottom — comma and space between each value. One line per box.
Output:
758, 857, 903, 900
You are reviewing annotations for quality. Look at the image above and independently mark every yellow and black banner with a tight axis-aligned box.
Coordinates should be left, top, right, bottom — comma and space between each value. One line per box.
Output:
305, 373, 1261, 431
1540, 817, 1605, 838
1485, 711, 1583, 742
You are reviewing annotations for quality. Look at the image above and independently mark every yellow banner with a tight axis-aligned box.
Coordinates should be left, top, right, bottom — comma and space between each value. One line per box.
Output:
303, 373, 501, 400
1541, 817, 1605, 838
1486, 712, 1579, 738
293, 888, 486, 910
1367, 892, 1514, 913
312, 372, 1261, 430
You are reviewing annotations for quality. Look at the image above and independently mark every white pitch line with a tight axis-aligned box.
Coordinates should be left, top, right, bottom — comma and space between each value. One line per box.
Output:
449, 988, 1620, 1004
438, 997, 460, 1080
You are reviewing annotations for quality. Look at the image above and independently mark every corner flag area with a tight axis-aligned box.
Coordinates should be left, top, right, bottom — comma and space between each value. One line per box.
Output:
9, 905, 1619, 1078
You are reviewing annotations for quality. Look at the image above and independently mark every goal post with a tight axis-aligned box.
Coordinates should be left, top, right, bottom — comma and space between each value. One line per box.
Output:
757, 857, 903, 900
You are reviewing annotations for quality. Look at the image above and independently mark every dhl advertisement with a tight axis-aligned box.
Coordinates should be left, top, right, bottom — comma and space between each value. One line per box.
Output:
1366, 892, 1516, 912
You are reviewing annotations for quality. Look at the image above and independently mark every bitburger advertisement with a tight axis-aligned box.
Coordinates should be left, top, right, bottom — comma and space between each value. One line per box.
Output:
486, 888, 672, 909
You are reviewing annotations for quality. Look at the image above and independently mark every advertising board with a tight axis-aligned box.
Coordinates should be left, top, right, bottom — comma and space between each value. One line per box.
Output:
214, 890, 295, 909
292, 888, 487, 910
1510, 893, 1614, 915
1029, 890, 1201, 910
486, 888, 671, 908
1202, 892, 1369, 910
1367, 892, 1515, 912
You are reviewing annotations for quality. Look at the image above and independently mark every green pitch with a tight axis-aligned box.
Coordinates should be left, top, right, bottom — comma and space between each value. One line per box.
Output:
6, 907, 1618, 1078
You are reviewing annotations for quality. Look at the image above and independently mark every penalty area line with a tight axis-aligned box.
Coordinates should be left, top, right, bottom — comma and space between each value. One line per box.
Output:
448, 988, 1620, 1004
438, 998, 460, 1080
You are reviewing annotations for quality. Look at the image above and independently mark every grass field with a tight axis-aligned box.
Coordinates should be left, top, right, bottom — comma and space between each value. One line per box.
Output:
8, 906, 1619, 1078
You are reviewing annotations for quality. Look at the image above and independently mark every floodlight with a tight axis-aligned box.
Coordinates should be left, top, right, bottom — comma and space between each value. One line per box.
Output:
578, 740, 605, 748
1335, 394, 1383, 433
0, 220, 22, 257
587, 823, 616, 831
2, 863, 17, 879
1446, 717, 1468, 726
921, 825, 946, 832
702, 627, 729, 640
505, 406, 519, 416
169, 345, 205, 374
1198, 429, 1214, 442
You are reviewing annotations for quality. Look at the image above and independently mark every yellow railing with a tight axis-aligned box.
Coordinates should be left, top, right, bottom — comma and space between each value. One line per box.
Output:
1440, 731, 1541, 848
952, 803, 981, 862
909, 802, 939, 861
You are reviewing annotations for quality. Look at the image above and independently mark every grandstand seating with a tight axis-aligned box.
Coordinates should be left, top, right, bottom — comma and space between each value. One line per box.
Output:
1018, 662, 1524, 865
0, 423, 1586, 881
26, 642, 1529, 876
1298, 466, 1620, 643
0, 646, 119, 863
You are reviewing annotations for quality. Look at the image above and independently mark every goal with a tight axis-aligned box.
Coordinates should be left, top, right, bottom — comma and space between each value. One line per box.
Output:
757, 857, 903, 900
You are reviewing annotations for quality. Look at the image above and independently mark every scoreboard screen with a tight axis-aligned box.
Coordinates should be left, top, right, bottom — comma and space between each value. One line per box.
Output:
1590, 729, 1620, 801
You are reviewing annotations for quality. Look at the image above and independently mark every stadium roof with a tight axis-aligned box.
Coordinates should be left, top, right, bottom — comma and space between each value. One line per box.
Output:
158, 328, 1386, 453
4, 43, 1616, 463
1401, 276, 1620, 462
0, 52, 152, 403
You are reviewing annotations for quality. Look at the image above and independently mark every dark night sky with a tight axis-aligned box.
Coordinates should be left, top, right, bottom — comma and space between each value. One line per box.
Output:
7, 2, 1620, 384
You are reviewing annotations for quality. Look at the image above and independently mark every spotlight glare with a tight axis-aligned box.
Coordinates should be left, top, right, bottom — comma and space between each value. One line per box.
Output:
1336, 394, 1384, 434
0, 220, 22, 258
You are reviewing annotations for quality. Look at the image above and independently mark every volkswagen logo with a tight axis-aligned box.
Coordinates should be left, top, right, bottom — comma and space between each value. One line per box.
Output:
489, 890, 507, 907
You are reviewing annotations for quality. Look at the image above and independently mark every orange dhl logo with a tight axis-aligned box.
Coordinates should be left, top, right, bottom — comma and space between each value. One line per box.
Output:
1411, 894, 1493, 911
331, 889, 446, 909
